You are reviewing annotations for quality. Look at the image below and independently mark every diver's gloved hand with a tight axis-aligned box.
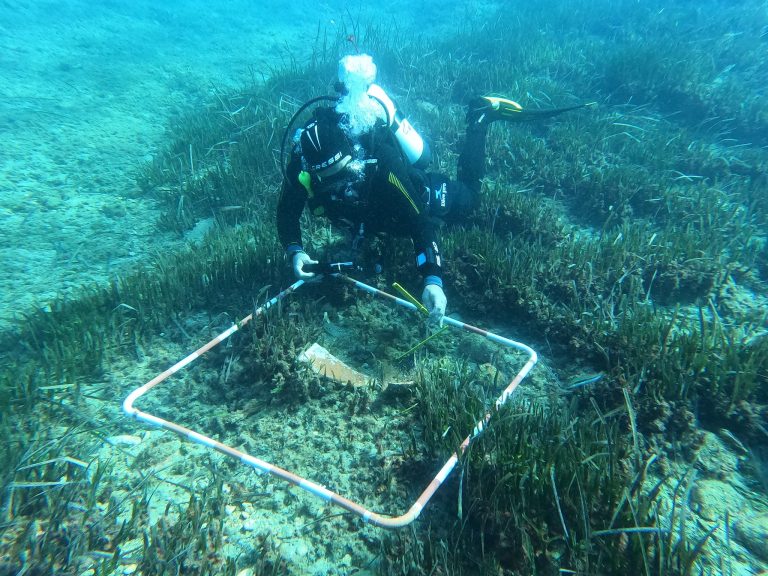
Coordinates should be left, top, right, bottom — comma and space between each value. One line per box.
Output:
422, 278, 447, 328
291, 251, 318, 280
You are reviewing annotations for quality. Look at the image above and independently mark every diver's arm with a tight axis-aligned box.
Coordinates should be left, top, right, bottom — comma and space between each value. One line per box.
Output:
276, 158, 308, 252
374, 144, 443, 282
407, 201, 446, 325
411, 216, 443, 282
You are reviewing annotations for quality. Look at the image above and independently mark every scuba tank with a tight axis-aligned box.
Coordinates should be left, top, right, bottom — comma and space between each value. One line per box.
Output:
335, 53, 429, 167
366, 83, 431, 168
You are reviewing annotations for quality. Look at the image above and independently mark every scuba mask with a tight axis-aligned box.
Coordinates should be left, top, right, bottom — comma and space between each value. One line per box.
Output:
299, 112, 367, 200
311, 158, 366, 201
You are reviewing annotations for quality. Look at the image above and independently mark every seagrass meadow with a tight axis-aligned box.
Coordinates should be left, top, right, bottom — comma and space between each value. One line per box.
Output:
1, 0, 767, 574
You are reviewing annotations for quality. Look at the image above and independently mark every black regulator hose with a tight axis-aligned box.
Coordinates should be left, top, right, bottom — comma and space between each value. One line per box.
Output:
279, 95, 339, 178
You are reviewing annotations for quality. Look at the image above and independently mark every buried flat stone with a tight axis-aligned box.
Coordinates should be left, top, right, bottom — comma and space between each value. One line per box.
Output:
299, 342, 370, 387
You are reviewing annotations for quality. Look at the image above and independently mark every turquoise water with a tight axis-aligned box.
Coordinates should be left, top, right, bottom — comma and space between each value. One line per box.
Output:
1, 1, 766, 574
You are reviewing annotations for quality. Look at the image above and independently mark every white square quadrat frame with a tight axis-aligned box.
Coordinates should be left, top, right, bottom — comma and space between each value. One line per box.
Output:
123, 274, 538, 529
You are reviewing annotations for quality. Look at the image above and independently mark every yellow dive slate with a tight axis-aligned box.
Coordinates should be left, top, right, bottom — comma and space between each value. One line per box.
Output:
392, 282, 429, 315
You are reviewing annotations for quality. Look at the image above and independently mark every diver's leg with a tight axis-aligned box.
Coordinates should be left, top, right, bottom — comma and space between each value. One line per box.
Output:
420, 172, 476, 223
457, 96, 526, 196
456, 126, 488, 198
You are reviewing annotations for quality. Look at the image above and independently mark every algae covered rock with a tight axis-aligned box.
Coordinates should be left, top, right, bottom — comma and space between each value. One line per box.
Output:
732, 513, 768, 562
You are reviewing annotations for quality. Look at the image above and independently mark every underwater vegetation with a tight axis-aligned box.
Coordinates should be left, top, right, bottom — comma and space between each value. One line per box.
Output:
1, 0, 767, 574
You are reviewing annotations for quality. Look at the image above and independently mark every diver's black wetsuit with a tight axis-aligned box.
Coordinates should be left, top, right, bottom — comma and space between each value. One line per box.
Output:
276, 101, 491, 285
277, 110, 478, 282
278, 95, 590, 287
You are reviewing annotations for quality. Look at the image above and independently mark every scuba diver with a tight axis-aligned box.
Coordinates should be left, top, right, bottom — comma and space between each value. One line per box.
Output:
277, 54, 592, 326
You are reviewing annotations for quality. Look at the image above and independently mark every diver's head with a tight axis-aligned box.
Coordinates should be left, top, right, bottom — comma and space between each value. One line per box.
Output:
300, 114, 354, 184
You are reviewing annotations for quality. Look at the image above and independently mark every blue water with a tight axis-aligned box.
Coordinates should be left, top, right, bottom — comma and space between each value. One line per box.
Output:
1, 1, 767, 574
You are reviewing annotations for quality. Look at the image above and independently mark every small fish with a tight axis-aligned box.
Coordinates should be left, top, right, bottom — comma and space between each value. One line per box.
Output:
105, 434, 143, 446
565, 372, 605, 390
346, 34, 359, 54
